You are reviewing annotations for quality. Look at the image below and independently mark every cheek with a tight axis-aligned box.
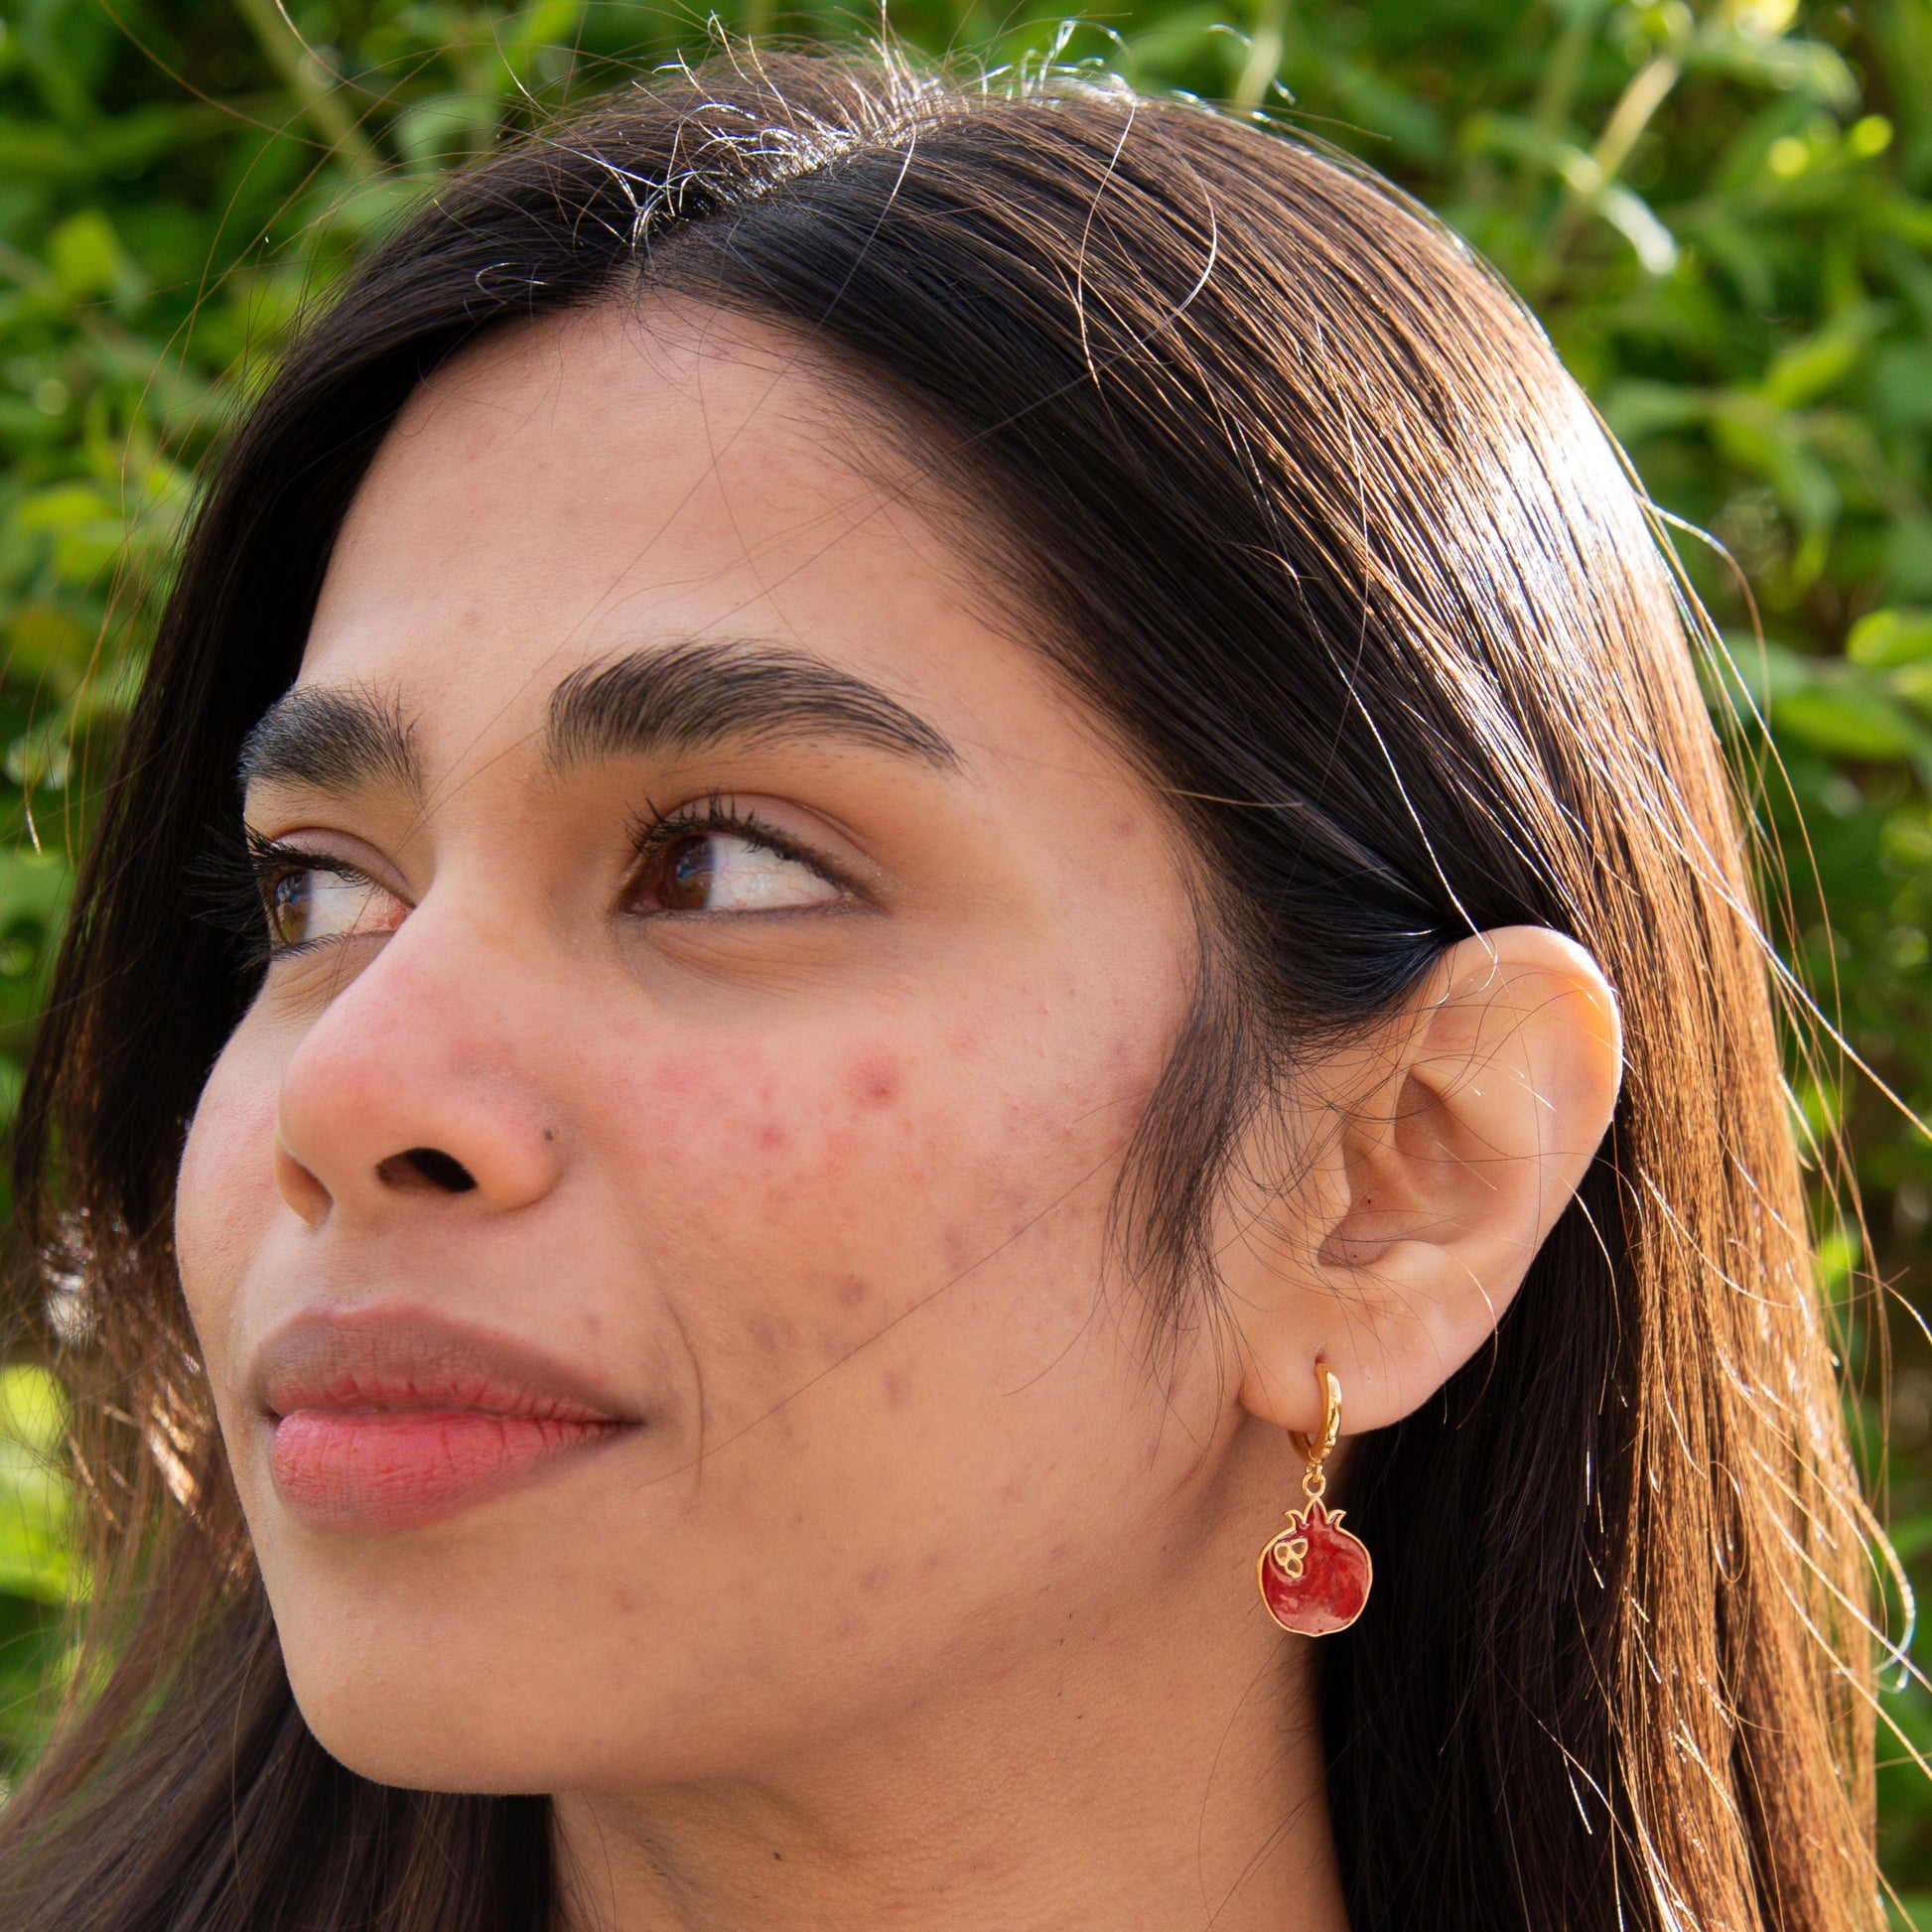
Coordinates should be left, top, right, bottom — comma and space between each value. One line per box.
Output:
562, 1015, 1161, 1658
595, 1005, 1153, 1389
175, 1041, 283, 1367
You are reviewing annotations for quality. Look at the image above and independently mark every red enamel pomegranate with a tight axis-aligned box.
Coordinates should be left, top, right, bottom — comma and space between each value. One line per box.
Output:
1257, 1499, 1372, 1635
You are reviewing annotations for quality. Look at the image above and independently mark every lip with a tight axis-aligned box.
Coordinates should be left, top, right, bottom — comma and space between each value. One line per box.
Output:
253, 1306, 636, 1529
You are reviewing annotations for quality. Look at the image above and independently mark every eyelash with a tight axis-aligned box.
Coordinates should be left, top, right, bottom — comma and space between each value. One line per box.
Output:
255, 834, 383, 960
195, 800, 848, 967
190, 828, 346, 970
623, 794, 850, 909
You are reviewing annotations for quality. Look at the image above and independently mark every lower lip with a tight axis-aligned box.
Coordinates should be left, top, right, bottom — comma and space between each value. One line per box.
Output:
270, 1411, 623, 1528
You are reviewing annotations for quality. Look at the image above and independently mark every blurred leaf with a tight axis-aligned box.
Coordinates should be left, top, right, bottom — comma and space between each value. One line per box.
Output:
1761, 304, 1888, 411
1776, 684, 1925, 760
45, 210, 132, 305
0, 850, 72, 932
1853, 611, 1932, 670
0, 1367, 70, 1606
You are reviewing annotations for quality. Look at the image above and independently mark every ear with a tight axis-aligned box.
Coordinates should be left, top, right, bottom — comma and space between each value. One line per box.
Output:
1226, 926, 1622, 1441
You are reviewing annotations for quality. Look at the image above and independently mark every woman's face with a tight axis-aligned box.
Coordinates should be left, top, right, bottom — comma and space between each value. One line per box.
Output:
175, 306, 1238, 1791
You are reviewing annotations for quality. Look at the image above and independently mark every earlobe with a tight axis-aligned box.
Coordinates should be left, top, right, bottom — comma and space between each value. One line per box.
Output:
1230, 925, 1623, 1440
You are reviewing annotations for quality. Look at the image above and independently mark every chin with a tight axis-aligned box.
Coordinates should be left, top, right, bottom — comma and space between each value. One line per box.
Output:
275, 1612, 777, 1797
287, 1670, 533, 1793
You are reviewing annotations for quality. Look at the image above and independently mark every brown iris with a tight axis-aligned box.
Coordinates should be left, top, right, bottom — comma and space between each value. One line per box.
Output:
651, 833, 717, 911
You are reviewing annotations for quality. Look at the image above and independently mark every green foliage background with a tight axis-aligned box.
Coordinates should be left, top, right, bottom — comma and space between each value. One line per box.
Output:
4, 0, 1932, 1907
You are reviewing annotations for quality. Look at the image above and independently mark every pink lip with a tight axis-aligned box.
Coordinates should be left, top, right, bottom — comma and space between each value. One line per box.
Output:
254, 1308, 634, 1529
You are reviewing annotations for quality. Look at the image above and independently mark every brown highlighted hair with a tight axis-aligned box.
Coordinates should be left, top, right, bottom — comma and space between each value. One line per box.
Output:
1, 50, 1881, 1932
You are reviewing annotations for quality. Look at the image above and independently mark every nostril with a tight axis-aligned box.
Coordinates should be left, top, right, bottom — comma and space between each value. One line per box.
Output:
375, 1147, 479, 1194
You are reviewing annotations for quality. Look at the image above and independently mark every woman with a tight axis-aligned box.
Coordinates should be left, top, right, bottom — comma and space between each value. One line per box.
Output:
0, 48, 1881, 1932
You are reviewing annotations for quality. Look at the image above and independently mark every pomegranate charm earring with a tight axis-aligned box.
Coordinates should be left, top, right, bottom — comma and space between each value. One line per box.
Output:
1256, 1364, 1372, 1636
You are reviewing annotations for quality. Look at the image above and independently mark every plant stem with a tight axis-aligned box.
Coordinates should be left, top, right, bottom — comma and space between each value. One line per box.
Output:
1234, 0, 1289, 110
1548, 48, 1682, 261
1533, 0, 1608, 135
1590, 50, 1681, 186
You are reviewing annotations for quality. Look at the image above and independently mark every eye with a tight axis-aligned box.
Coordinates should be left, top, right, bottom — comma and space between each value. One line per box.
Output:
263, 861, 408, 951
631, 827, 844, 915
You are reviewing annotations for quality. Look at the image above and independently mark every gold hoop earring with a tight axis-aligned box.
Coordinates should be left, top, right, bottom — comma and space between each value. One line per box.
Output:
1256, 1364, 1372, 1635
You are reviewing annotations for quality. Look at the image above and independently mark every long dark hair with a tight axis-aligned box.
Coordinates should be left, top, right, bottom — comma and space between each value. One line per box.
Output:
0, 49, 1879, 1932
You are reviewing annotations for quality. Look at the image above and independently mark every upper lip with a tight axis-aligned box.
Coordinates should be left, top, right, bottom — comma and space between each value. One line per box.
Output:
251, 1306, 634, 1425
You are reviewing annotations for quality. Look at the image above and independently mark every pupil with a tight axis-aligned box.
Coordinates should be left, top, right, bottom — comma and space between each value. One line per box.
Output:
663, 835, 716, 910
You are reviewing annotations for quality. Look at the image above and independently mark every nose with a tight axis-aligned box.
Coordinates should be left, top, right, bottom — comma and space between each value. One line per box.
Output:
273, 909, 565, 1228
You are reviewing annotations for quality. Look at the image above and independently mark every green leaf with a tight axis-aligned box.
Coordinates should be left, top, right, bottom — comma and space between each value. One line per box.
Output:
1773, 683, 1923, 759
0, 1369, 70, 1607
1853, 610, 1932, 668
1760, 304, 1889, 411
46, 209, 122, 302
0, 851, 72, 933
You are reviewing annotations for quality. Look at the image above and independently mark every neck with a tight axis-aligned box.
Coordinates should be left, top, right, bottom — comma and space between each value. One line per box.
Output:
553, 1556, 1346, 1932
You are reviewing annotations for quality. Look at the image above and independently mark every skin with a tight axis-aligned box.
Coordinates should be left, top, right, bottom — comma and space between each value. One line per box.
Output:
174, 303, 1623, 1932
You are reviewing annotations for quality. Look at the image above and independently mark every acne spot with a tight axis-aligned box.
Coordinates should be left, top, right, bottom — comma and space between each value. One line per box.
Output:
836, 1275, 871, 1310
852, 1057, 901, 1109
882, 1369, 912, 1410
860, 1565, 891, 1595
749, 1315, 797, 1356
759, 1122, 789, 1151
653, 1057, 700, 1095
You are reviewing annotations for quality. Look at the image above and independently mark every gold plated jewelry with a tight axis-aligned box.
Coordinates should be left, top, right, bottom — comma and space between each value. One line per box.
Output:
1255, 1364, 1372, 1635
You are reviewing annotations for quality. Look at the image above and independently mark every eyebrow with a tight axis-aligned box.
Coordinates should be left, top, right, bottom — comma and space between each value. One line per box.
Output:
238, 685, 422, 798
237, 639, 959, 803
547, 639, 959, 772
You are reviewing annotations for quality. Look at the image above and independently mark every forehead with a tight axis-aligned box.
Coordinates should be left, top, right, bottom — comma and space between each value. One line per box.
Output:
297, 304, 1023, 765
